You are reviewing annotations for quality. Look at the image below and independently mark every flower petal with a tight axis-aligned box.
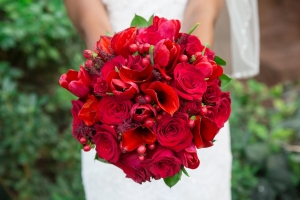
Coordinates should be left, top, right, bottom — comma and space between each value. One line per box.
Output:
141, 81, 179, 115
122, 126, 156, 152
119, 64, 153, 83
111, 27, 137, 57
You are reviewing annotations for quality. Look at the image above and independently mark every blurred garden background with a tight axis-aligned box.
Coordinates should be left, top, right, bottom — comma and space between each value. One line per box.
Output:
0, 0, 299, 200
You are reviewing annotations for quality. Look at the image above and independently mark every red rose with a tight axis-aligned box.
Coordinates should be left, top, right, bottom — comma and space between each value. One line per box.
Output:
178, 144, 200, 169
172, 62, 207, 101
59, 66, 91, 98
114, 152, 150, 184
93, 124, 121, 163
153, 113, 193, 152
93, 76, 108, 96
193, 56, 213, 78
71, 99, 84, 138
98, 96, 133, 125
144, 146, 182, 179
182, 100, 202, 115
203, 82, 221, 105
214, 92, 231, 128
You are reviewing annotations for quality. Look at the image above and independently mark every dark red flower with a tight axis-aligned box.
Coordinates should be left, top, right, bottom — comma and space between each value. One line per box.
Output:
178, 144, 200, 169
214, 92, 231, 128
144, 145, 182, 179
78, 95, 100, 126
93, 76, 109, 96
94, 124, 121, 163
94, 36, 114, 61
203, 82, 221, 105
153, 113, 193, 152
106, 71, 139, 99
131, 103, 157, 123
59, 66, 91, 98
98, 96, 133, 125
193, 56, 213, 78
111, 27, 137, 57
172, 62, 207, 101
119, 64, 153, 84
209, 60, 223, 80
114, 152, 150, 184
101, 56, 125, 79
71, 99, 85, 137
182, 100, 202, 115
152, 16, 181, 42
122, 126, 156, 152
141, 81, 179, 115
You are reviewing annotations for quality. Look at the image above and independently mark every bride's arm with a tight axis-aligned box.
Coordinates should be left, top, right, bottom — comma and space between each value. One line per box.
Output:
64, 0, 112, 50
183, 0, 224, 47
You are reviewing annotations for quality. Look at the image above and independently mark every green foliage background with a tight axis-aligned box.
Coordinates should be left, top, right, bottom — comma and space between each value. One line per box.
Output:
0, 1, 299, 200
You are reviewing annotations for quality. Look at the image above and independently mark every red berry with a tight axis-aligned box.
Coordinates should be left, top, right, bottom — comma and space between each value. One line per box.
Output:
138, 44, 144, 54
139, 155, 145, 161
148, 144, 156, 150
144, 118, 155, 128
144, 95, 152, 104
154, 104, 162, 112
195, 51, 202, 58
188, 119, 196, 129
179, 55, 188, 62
142, 57, 150, 67
155, 114, 163, 122
137, 145, 146, 154
135, 94, 143, 102
145, 54, 150, 59
85, 60, 94, 68
83, 50, 93, 59
201, 106, 208, 115
143, 43, 150, 53
109, 125, 116, 129
79, 137, 87, 144
83, 145, 91, 152
129, 44, 138, 53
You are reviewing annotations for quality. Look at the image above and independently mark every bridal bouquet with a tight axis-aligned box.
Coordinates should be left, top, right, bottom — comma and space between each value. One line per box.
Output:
59, 15, 231, 187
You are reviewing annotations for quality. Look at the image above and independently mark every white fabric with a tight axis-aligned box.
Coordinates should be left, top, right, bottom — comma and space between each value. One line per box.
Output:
82, 1, 233, 200
226, 0, 260, 78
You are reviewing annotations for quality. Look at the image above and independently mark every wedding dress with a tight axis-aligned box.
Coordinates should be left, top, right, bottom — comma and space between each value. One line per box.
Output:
81, 1, 259, 200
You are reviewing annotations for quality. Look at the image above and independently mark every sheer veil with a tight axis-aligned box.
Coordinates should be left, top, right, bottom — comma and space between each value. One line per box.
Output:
225, 0, 260, 78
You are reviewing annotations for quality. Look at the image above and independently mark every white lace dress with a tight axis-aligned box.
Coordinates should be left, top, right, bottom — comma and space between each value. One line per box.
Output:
81, 1, 232, 199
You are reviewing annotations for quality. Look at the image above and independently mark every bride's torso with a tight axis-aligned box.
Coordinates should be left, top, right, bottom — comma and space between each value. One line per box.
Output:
102, 0, 188, 32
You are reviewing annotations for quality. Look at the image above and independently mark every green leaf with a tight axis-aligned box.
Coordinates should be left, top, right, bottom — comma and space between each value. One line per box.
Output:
219, 74, 232, 89
181, 166, 190, 177
187, 23, 200, 34
163, 170, 182, 188
148, 14, 154, 25
214, 56, 226, 66
149, 45, 154, 66
130, 14, 149, 28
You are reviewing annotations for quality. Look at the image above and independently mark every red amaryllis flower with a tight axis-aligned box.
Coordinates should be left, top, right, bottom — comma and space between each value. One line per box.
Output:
141, 81, 179, 115
131, 103, 157, 123
101, 56, 125, 79
153, 39, 180, 79
172, 62, 207, 101
106, 71, 139, 99
119, 64, 153, 84
122, 126, 156, 152
59, 66, 91, 98
114, 152, 151, 184
178, 144, 200, 169
94, 124, 121, 163
111, 27, 137, 57
78, 95, 100, 126
94, 36, 113, 61
144, 146, 182, 179
98, 96, 133, 125
153, 113, 193, 152
214, 92, 231, 128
